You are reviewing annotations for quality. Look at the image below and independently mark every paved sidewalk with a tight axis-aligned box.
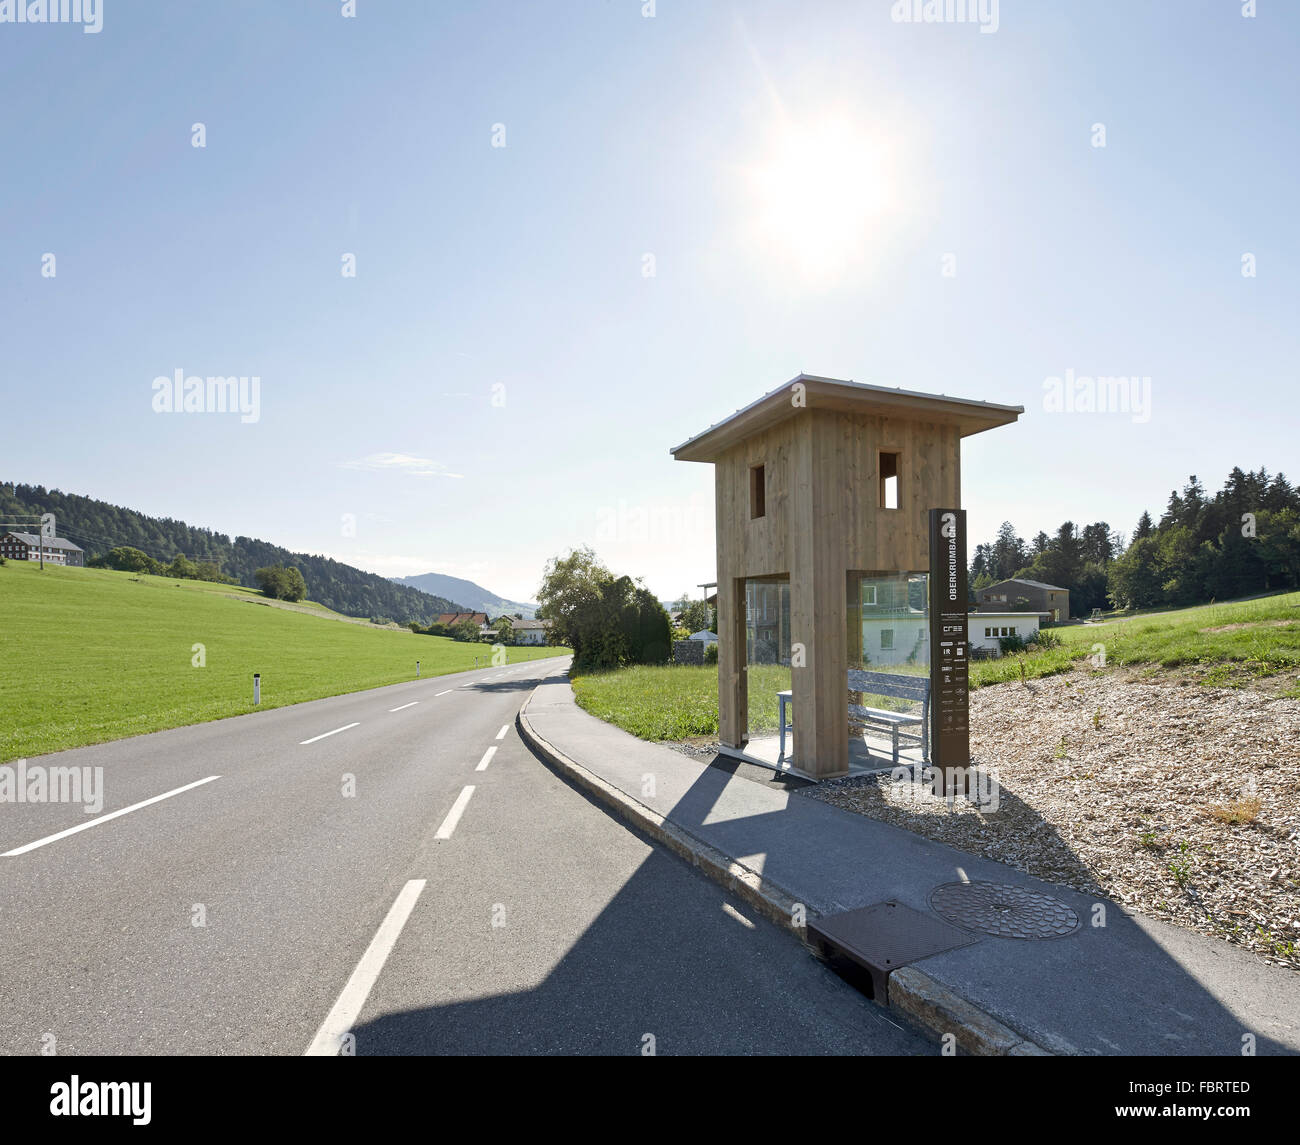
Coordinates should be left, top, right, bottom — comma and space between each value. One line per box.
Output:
520, 675, 1300, 1056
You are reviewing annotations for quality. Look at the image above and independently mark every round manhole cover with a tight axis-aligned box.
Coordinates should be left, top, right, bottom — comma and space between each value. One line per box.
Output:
929, 882, 1080, 940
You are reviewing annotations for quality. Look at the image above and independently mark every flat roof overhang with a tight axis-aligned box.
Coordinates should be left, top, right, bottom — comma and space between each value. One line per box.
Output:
670, 374, 1023, 463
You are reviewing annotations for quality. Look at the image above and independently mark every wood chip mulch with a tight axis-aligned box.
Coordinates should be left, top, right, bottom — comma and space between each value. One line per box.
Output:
802, 664, 1300, 971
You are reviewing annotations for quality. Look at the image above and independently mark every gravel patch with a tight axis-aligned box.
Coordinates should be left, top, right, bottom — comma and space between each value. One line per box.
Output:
801, 664, 1300, 971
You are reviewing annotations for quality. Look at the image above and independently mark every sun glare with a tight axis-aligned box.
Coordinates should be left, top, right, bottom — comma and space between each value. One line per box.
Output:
747, 115, 898, 281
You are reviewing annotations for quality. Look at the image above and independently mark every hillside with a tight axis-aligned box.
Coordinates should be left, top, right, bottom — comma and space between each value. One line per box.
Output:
0, 482, 464, 625
392, 571, 536, 618
0, 561, 568, 760
966, 590, 1300, 693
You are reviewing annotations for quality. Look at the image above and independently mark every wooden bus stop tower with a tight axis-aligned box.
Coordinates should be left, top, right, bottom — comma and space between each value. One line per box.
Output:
671, 375, 1021, 780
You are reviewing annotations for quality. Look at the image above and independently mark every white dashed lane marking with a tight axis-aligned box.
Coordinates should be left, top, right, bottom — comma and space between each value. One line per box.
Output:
435, 786, 476, 839
304, 879, 427, 1056
299, 723, 360, 745
2, 776, 222, 858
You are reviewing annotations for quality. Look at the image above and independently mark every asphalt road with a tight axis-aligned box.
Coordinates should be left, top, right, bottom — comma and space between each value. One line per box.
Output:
0, 658, 929, 1056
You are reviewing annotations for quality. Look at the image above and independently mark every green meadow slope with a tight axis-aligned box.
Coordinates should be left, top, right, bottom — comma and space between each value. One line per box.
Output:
0, 562, 567, 761
968, 590, 1300, 691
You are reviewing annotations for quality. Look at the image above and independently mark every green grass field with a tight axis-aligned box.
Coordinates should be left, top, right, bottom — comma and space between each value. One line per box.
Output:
968, 590, 1300, 692
0, 562, 569, 761
572, 663, 792, 741
572, 590, 1300, 742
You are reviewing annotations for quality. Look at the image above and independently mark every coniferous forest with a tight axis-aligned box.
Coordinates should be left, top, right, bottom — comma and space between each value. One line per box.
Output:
970, 468, 1300, 616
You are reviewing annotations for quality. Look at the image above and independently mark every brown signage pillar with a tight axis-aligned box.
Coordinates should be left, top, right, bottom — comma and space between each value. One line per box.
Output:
928, 507, 971, 795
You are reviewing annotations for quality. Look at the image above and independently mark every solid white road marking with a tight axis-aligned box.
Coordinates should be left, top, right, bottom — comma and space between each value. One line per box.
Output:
2, 776, 222, 858
495, 725, 508, 740
304, 879, 427, 1056
475, 747, 497, 772
388, 701, 420, 712
435, 690, 452, 696
435, 785, 476, 838
299, 722, 361, 745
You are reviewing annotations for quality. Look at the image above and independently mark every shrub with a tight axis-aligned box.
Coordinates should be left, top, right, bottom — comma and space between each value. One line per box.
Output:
450, 618, 481, 642
255, 564, 308, 602
104, 545, 160, 575
1028, 628, 1062, 648
998, 632, 1027, 654
704, 642, 719, 664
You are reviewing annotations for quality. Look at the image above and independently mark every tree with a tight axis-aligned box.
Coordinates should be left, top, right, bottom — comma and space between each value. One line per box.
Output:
1108, 537, 1163, 609
536, 546, 671, 670
255, 564, 307, 601
255, 565, 286, 598
679, 598, 711, 633
451, 618, 481, 642
989, 522, 1027, 582
164, 554, 197, 579
104, 546, 159, 574
282, 566, 307, 601
1080, 521, 1115, 566
536, 547, 612, 663
494, 616, 515, 645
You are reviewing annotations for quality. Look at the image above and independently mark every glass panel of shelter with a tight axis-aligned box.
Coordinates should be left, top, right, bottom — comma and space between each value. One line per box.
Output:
846, 571, 929, 770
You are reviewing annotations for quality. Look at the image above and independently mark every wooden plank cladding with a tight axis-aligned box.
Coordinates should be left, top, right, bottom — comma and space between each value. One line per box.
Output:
673, 375, 1020, 779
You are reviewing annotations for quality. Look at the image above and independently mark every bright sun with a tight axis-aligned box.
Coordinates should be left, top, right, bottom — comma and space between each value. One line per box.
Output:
747, 115, 898, 281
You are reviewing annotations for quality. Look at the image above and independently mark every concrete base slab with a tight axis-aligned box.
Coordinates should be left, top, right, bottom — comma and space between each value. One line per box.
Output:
725, 730, 925, 780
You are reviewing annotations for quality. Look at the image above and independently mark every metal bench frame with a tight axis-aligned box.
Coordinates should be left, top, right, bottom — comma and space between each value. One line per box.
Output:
846, 668, 930, 764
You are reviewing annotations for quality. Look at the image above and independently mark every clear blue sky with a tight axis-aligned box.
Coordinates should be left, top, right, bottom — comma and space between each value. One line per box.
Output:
2, 1, 1295, 602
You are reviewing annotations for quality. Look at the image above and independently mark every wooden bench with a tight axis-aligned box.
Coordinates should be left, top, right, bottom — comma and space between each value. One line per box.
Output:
846, 668, 930, 764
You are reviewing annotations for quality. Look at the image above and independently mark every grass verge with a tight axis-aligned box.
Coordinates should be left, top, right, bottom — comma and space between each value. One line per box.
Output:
0, 561, 568, 760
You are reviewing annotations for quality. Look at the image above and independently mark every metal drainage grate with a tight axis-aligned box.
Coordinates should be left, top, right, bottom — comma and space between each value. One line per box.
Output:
807, 900, 979, 1001
929, 881, 1081, 940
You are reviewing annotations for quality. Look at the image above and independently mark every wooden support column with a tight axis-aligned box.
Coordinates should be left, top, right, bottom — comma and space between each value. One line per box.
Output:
717, 575, 748, 749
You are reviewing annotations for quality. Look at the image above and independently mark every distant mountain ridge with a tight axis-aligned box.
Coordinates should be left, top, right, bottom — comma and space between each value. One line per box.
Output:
392, 572, 537, 619
0, 482, 465, 626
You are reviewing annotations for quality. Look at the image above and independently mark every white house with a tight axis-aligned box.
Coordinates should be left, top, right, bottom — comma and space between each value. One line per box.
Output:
969, 611, 1046, 654
858, 610, 1045, 663
510, 617, 551, 645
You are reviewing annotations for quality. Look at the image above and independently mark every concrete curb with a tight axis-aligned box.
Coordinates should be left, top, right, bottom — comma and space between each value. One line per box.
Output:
518, 688, 1053, 1058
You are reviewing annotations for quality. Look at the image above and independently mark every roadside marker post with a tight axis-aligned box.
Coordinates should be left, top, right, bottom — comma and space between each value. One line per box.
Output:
416, 660, 421, 678
253, 673, 261, 705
